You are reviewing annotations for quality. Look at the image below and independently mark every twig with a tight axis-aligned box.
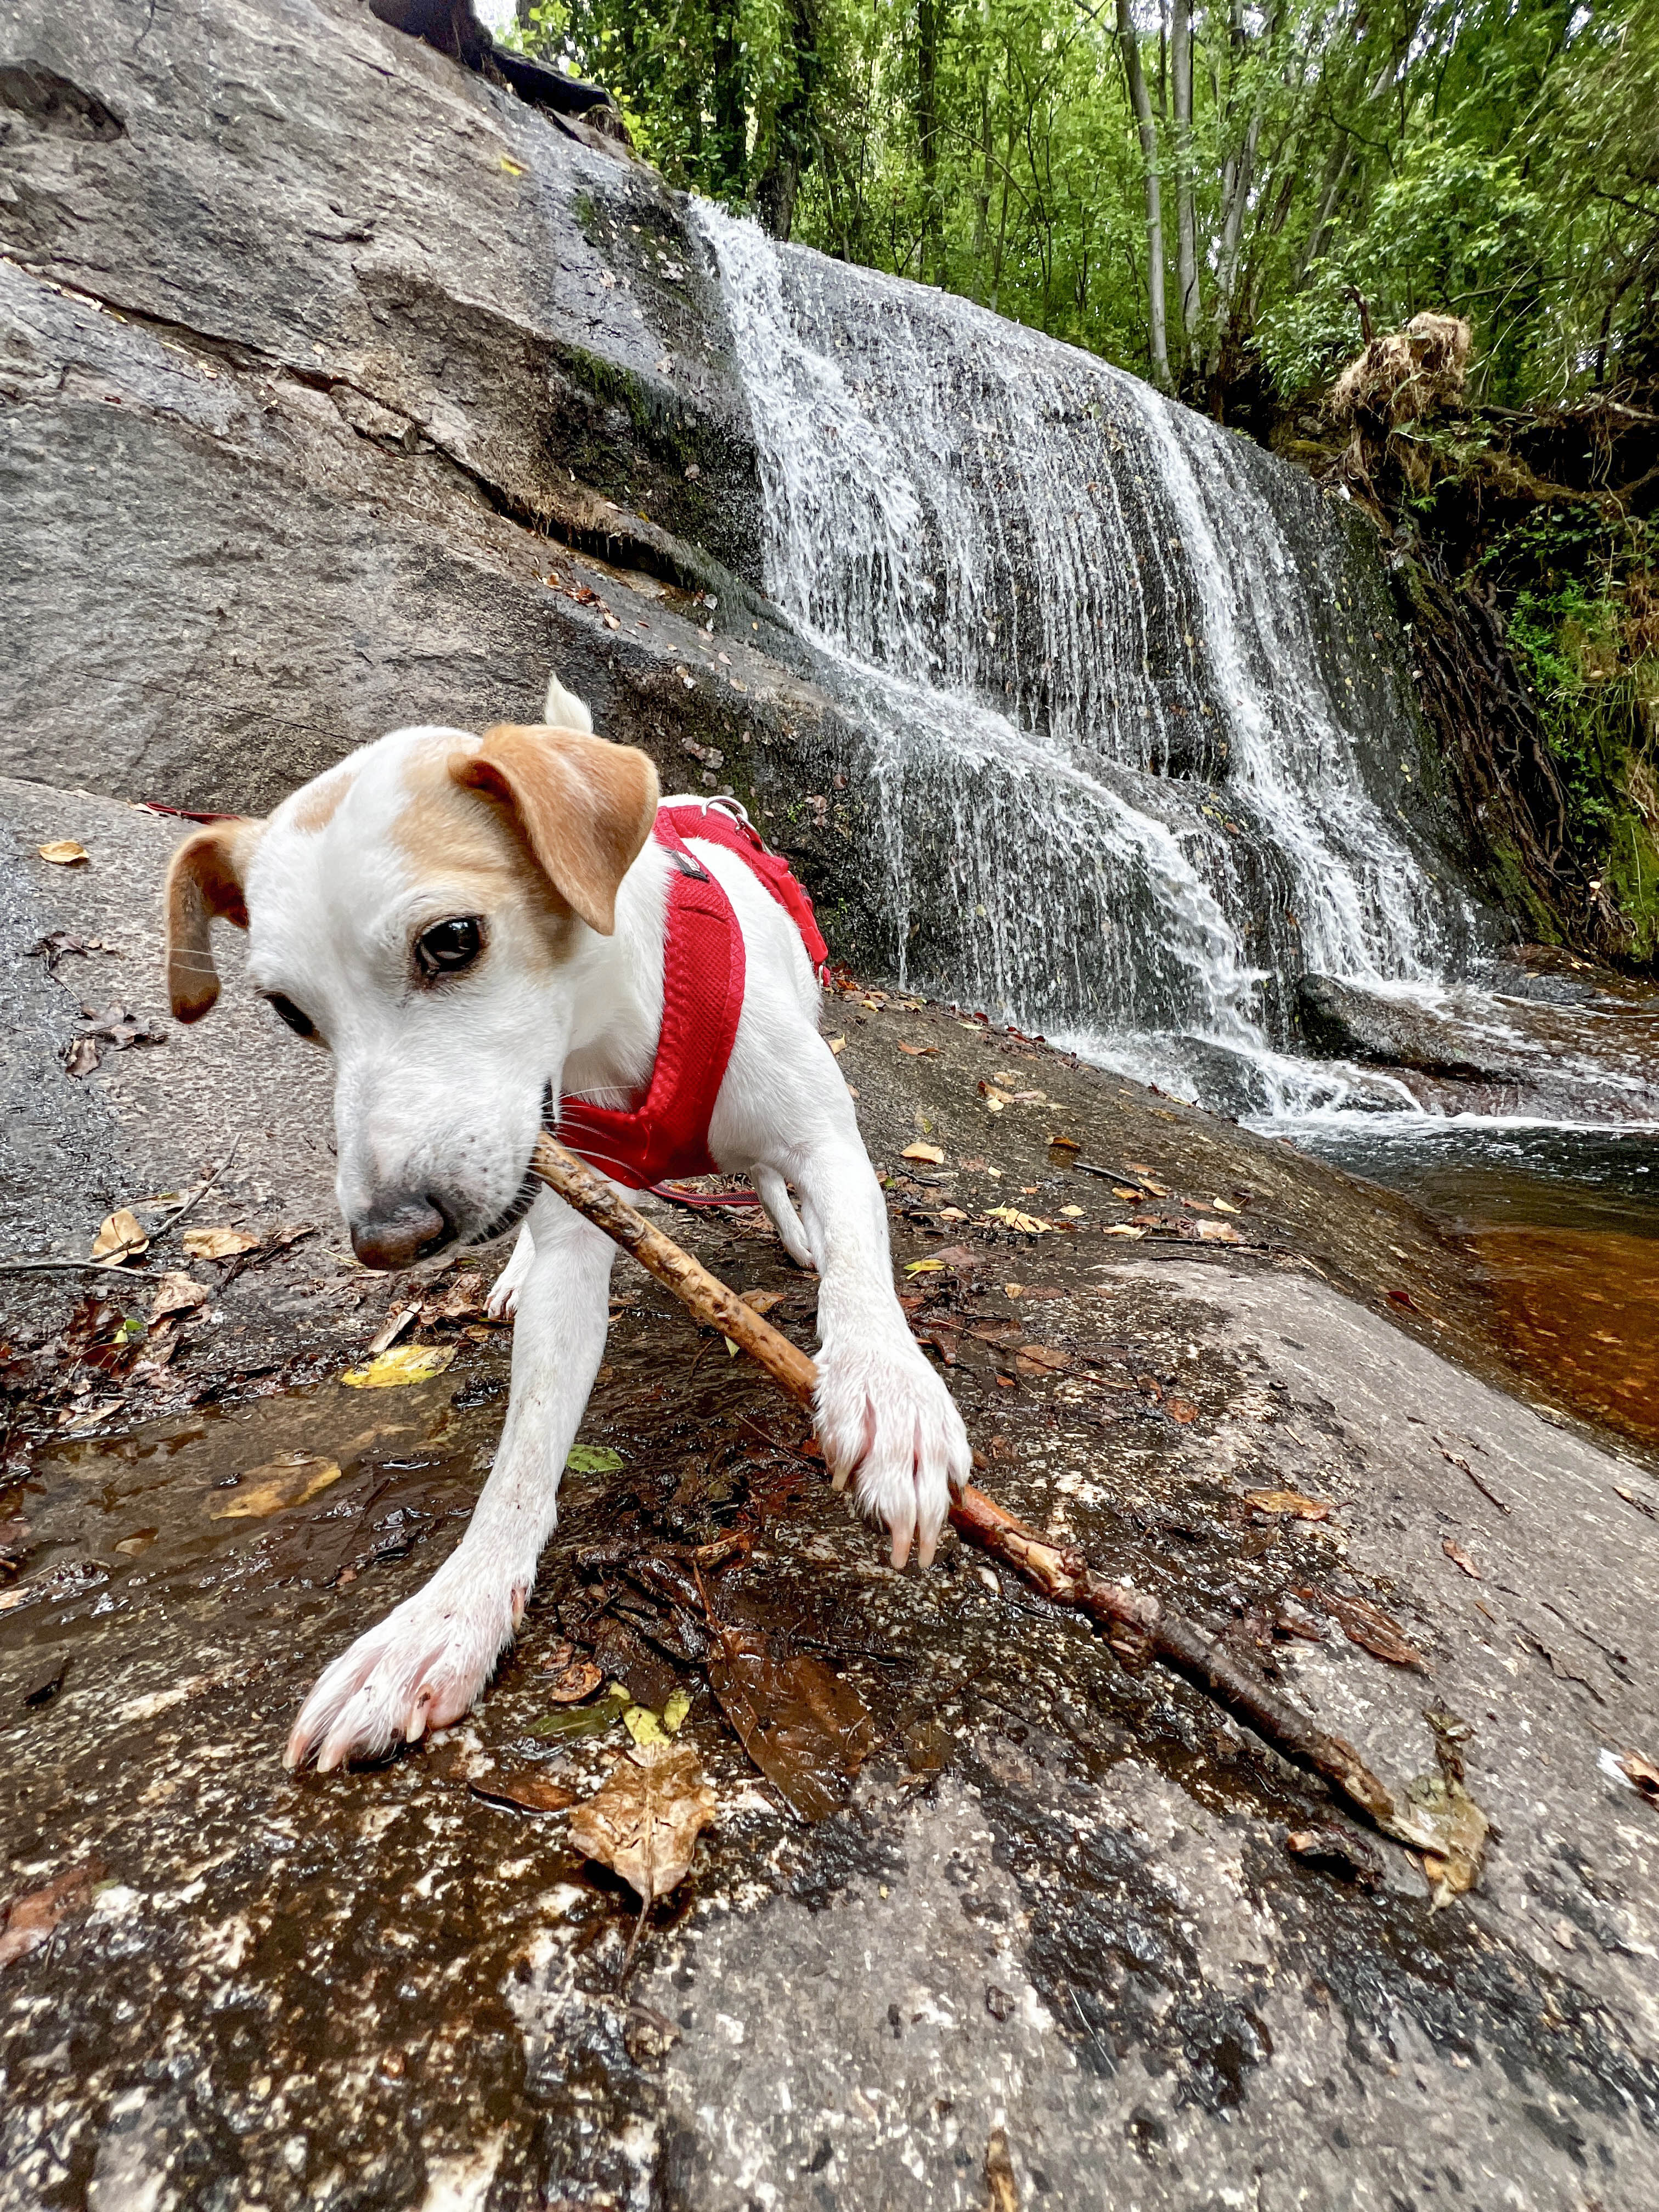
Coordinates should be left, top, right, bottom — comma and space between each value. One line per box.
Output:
528, 1138, 1429, 1852
1434, 1435, 1511, 1516
0, 1259, 163, 1279
149, 1135, 242, 1252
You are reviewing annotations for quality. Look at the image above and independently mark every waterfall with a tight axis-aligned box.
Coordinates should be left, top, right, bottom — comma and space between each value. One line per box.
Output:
690, 203, 1478, 1118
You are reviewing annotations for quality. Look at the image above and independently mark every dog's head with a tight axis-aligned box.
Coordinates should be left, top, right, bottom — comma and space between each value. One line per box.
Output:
164, 688, 658, 1269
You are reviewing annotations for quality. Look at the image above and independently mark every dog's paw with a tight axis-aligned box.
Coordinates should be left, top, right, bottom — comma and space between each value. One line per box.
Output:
815, 1336, 971, 1569
484, 1227, 535, 1321
284, 1564, 524, 1772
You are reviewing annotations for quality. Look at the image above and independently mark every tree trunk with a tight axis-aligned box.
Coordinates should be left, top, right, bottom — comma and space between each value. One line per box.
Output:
1171, 0, 1199, 364
970, 54, 993, 296
709, 0, 747, 202
916, 0, 943, 284
1117, 0, 1171, 390
753, 0, 821, 239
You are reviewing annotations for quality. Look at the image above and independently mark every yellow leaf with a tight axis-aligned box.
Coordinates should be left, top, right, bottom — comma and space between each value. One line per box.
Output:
901, 1142, 944, 1164
986, 1205, 1048, 1234
662, 1687, 692, 1735
341, 1343, 455, 1389
624, 1705, 668, 1746
825, 1036, 846, 1055
1059, 1205, 1085, 1218
500, 154, 525, 174
1212, 1198, 1240, 1214
904, 1259, 946, 1274
91, 1209, 149, 1263
182, 1226, 261, 1261
38, 840, 89, 866
210, 1453, 343, 1519
1194, 1220, 1243, 1243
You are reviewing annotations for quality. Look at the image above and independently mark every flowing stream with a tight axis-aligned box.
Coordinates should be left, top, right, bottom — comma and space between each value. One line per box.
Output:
693, 201, 1486, 1122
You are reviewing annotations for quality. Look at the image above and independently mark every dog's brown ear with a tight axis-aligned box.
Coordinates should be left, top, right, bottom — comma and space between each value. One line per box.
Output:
450, 725, 659, 936
163, 818, 263, 1022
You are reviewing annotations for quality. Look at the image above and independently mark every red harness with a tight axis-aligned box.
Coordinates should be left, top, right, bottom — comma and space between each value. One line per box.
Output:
557, 802, 828, 1192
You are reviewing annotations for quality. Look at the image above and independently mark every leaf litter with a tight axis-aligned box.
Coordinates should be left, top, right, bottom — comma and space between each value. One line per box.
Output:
569, 1740, 717, 1972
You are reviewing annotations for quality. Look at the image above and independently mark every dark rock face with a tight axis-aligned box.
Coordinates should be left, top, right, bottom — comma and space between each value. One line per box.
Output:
1296, 974, 1521, 1080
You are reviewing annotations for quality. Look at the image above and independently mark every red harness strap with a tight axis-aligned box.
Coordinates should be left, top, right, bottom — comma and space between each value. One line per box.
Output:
556, 802, 826, 1191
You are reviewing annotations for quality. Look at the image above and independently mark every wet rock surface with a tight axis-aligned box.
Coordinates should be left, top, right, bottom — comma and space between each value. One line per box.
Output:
4, 798, 1658, 2209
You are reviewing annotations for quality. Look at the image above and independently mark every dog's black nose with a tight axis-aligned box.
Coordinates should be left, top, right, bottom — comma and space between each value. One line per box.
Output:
350, 1193, 451, 1271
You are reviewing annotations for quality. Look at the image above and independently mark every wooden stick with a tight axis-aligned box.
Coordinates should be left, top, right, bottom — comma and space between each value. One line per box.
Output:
530, 1136, 1410, 1843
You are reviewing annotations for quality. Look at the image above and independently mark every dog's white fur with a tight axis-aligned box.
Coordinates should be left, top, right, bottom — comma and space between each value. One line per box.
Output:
164, 683, 970, 1772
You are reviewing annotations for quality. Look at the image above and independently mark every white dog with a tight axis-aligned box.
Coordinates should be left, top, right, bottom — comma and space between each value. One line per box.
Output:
163, 678, 971, 1772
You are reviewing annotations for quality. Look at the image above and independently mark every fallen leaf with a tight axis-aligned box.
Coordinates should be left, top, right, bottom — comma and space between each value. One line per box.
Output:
985, 2128, 1019, 2212
210, 1453, 343, 1518
424, 1273, 486, 1324
37, 840, 89, 867
532, 1685, 631, 1740
365, 1304, 420, 1357
568, 1740, 716, 1907
901, 1142, 945, 1164
1442, 1538, 1482, 1578
739, 1289, 786, 1314
706, 1627, 875, 1822
985, 1205, 1049, 1234
565, 1444, 624, 1474
1386, 1287, 1418, 1311
982, 1093, 1006, 1113
1014, 1344, 1070, 1375
182, 1225, 260, 1261
1048, 1133, 1081, 1151
113, 1528, 157, 1556
1397, 1769, 1489, 1906
1311, 1587, 1424, 1668
63, 1035, 101, 1079
825, 1036, 845, 1056
539, 1648, 606, 1705
1103, 1224, 1147, 1239
1059, 1204, 1085, 1217
1125, 1166, 1168, 1195
470, 1769, 575, 1814
904, 1258, 946, 1275
896, 1042, 938, 1057
149, 1271, 208, 1323
340, 1343, 455, 1389
1166, 1397, 1199, 1424
1212, 1197, 1240, 1214
0, 1861, 101, 1966
1243, 1488, 1331, 1519
91, 1210, 149, 1264
1616, 1750, 1659, 1804
1193, 1220, 1243, 1244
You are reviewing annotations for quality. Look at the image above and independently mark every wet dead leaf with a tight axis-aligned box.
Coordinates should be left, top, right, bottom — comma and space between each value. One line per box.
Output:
1442, 1538, 1482, 1578
150, 1271, 208, 1323
707, 1627, 875, 1822
1193, 1220, 1244, 1244
1103, 1224, 1147, 1239
424, 1273, 486, 1324
1212, 1197, 1240, 1213
1284, 1825, 1382, 1887
1312, 1587, 1424, 1668
985, 2128, 1019, 2212
1014, 1344, 1070, 1375
1396, 1770, 1490, 1907
210, 1453, 344, 1519
365, 1304, 420, 1357
738, 1289, 786, 1315
568, 1740, 716, 1908
1166, 1397, 1199, 1424
91, 1210, 148, 1265
540, 1651, 607, 1704
341, 1343, 455, 1390
1125, 1166, 1169, 1195
531, 1685, 631, 1740
1243, 1488, 1331, 1520
985, 1205, 1049, 1234
566, 1444, 624, 1475
896, 1041, 937, 1057
37, 840, 89, 867
0, 1860, 101, 1966
901, 1142, 945, 1164
1617, 1750, 1659, 1803
182, 1225, 261, 1261
469, 1768, 576, 1814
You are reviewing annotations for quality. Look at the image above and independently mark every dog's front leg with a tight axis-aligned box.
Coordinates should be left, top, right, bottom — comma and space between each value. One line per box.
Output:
285, 1191, 613, 1771
789, 1138, 973, 1569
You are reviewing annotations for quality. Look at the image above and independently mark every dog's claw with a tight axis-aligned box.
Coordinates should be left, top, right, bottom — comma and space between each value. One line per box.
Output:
815, 1341, 970, 1573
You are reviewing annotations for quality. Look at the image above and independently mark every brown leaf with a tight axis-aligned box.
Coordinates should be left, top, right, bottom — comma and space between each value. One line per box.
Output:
568, 1740, 716, 1906
150, 1271, 208, 1324
91, 1209, 149, 1264
985, 2128, 1019, 2212
540, 1649, 607, 1705
182, 1225, 260, 1261
901, 1142, 945, 1164
424, 1274, 486, 1324
37, 840, 89, 867
1014, 1344, 1070, 1375
1617, 1750, 1659, 1804
365, 1304, 420, 1357
738, 1288, 786, 1315
1313, 1587, 1424, 1668
896, 1041, 938, 1057
1396, 1770, 1489, 1906
209, 1453, 344, 1519
470, 1768, 577, 1814
1442, 1538, 1482, 1578
1243, 1488, 1332, 1520
1193, 1219, 1243, 1244
1166, 1397, 1199, 1425
0, 1860, 101, 1966
1125, 1165, 1169, 1195
63, 1035, 102, 1079
706, 1628, 875, 1822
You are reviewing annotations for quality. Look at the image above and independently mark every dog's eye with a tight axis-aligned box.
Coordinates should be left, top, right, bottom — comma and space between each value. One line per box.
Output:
266, 993, 317, 1040
415, 917, 484, 980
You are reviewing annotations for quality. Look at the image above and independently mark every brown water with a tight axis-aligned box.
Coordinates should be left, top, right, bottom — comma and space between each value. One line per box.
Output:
1475, 1227, 1659, 1451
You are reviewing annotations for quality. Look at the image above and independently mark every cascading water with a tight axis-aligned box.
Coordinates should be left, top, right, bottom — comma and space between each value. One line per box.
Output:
691, 202, 1483, 1119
